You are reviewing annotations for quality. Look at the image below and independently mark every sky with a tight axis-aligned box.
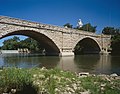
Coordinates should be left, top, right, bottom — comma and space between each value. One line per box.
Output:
0, 0, 120, 45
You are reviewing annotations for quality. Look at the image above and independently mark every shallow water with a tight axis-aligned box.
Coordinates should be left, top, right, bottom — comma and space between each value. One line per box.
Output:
0, 54, 120, 75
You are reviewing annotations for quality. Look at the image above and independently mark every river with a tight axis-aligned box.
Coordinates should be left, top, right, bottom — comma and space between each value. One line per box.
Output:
0, 54, 120, 75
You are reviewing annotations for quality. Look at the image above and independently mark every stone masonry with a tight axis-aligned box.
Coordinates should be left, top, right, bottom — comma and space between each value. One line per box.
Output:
0, 16, 111, 56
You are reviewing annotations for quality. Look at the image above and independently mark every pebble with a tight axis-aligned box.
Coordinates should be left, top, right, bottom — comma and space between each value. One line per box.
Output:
79, 72, 89, 76
110, 73, 118, 77
101, 83, 106, 87
72, 83, 77, 90
11, 89, 16, 93
80, 90, 91, 94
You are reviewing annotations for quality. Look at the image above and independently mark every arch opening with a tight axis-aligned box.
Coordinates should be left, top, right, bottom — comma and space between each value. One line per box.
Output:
0, 30, 60, 56
74, 38, 101, 55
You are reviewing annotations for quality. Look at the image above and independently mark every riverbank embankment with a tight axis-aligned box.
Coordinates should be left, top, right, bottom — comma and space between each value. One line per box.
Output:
0, 68, 120, 94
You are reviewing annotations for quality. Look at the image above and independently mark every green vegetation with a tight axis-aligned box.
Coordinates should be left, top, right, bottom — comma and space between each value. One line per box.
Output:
78, 23, 97, 33
1, 36, 43, 53
102, 27, 120, 54
1, 36, 20, 50
0, 68, 37, 94
63, 22, 96, 33
0, 68, 120, 94
19, 37, 43, 52
102, 27, 120, 35
63, 23, 73, 28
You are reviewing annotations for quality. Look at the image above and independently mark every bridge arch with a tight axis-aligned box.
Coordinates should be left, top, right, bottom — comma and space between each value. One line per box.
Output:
73, 36, 102, 54
0, 29, 60, 55
0, 16, 111, 56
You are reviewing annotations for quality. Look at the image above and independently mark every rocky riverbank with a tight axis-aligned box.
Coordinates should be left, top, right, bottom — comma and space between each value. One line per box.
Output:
0, 67, 120, 94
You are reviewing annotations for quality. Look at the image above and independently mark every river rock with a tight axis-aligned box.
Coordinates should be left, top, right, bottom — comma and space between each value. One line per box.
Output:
110, 73, 118, 77
80, 90, 91, 94
11, 89, 16, 93
104, 76, 111, 82
72, 83, 77, 90
115, 76, 120, 80
101, 83, 106, 87
79, 72, 89, 77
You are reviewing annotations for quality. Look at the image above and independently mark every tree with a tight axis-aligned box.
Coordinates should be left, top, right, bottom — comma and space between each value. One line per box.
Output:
19, 38, 43, 52
63, 23, 73, 28
111, 34, 120, 54
13, 36, 20, 42
1, 36, 43, 53
78, 23, 97, 33
2, 36, 20, 50
102, 27, 118, 35
102, 27, 120, 54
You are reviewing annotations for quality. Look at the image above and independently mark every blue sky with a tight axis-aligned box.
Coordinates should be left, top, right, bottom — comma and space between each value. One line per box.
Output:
0, 0, 120, 45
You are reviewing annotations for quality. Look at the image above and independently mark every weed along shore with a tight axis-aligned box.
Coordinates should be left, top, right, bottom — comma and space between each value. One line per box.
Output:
0, 68, 120, 94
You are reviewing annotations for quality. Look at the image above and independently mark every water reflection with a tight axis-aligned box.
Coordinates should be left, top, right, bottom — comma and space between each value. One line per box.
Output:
0, 54, 120, 75
1, 54, 60, 68
111, 55, 120, 75
95, 55, 111, 74
37, 56, 60, 69
74, 55, 100, 73
57, 56, 79, 73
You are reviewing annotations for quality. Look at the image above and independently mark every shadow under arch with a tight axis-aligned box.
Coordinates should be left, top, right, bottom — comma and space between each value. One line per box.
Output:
0, 30, 60, 56
74, 37, 101, 55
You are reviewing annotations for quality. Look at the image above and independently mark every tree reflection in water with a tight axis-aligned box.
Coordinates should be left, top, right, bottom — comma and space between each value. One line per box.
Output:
1, 54, 60, 68
0, 54, 120, 75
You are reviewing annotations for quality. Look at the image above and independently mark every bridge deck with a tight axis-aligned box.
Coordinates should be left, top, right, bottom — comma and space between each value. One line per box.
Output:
0, 16, 110, 38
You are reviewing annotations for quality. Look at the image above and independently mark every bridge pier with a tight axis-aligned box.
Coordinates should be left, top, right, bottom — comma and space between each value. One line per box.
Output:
59, 52, 74, 57
100, 48, 111, 55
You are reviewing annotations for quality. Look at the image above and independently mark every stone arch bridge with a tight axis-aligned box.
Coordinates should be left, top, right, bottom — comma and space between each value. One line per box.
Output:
0, 16, 111, 56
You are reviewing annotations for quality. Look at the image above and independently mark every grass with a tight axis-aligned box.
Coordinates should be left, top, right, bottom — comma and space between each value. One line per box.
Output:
79, 75, 120, 94
0, 67, 120, 94
0, 68, 37, 94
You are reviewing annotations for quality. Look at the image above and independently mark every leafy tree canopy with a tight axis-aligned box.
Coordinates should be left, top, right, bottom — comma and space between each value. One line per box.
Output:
78, 23, 97, 33
19, 38, 42, 51
2, 36, 20, 50
63, 23, 73, 28
1, 36, 43, 52
102, 27, 120, 55
102, 27, 120, 35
